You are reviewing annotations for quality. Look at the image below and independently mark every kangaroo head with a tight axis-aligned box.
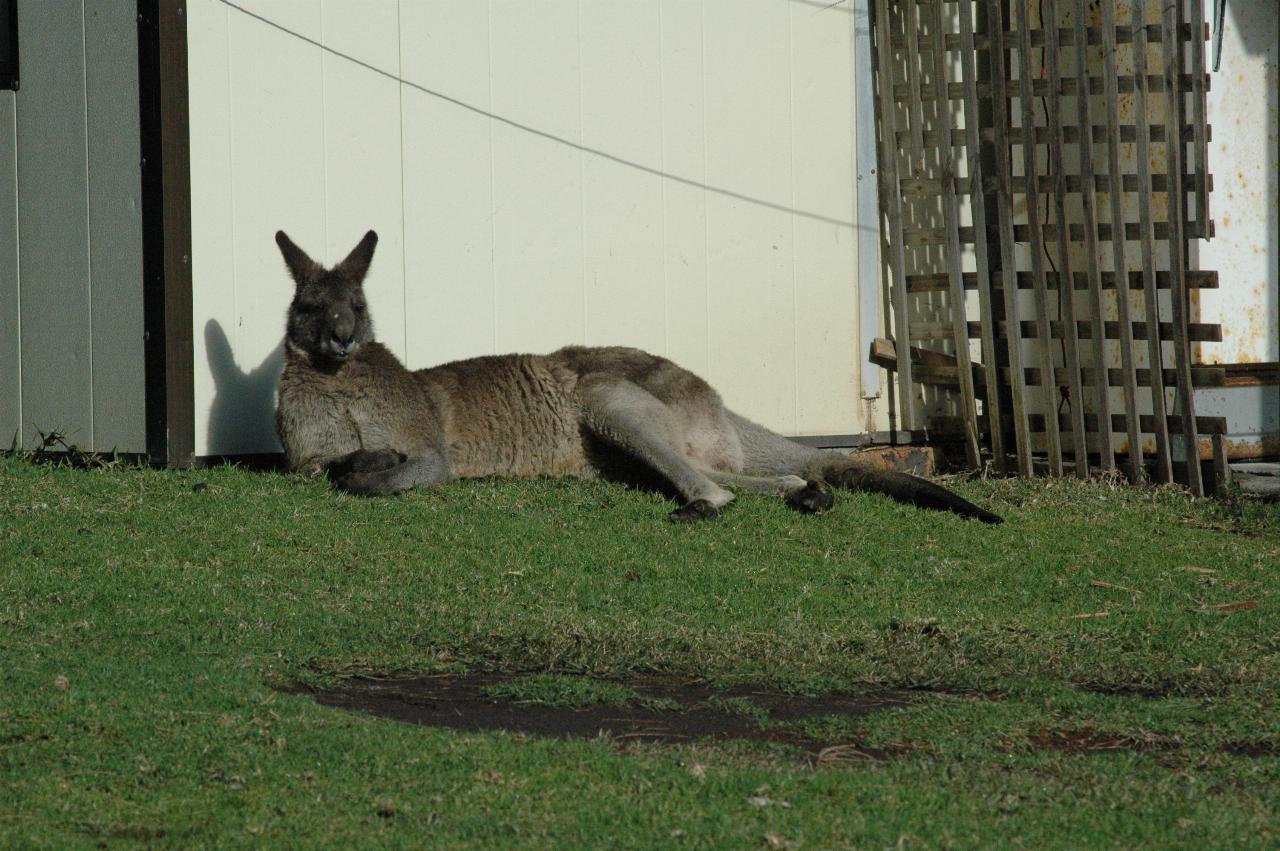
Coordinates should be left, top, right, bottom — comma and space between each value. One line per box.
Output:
275, 230, 378, 363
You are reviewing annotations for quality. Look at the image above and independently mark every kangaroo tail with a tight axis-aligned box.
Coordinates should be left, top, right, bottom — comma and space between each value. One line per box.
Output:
823, 463, 1004, 524
725, 410, 1003, 523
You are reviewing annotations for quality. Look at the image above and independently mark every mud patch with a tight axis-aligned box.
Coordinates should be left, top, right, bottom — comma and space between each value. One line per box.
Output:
1028, 728, 1280, 759
1028, 727, 1175, 754
1221, 741, 1280, 758
280, 673, 914, 759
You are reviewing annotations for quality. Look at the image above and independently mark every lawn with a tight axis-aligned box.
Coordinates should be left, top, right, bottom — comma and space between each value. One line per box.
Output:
1, 454, 1277, 848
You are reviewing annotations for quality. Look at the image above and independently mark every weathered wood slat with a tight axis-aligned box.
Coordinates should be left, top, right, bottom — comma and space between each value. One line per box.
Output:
1189, 0, 1210, 251
985, 0, 1034, 476
872, 0, 915, 432
1015, 0, 1063, 475
1070, 0, 1117, 472
891, 73, 1209, 100
902, 221, 1215, 245
870, 339, 1224, 390
898, 123, 1208, 148
1163, 0, 1203, 496
903, 0, 926, 171
1100, 0, 1144, 482
1025, 413, 1227, 436
888, 22, 1208, 51
903, 270, 1219, 293
938, 319, 1222, 343
928, 412, 1226, 439
956, 0, 1004, 470
898, 173, 1214, 196
909, 319, 1220, 343
1044, 0, 1092, 475
1131, 0, 1174, 482
1211, 433, 1230, 495
927, 0, 981, 469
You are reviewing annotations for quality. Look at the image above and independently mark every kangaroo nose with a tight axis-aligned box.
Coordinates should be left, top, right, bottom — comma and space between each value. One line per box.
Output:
332, 331, 355, 348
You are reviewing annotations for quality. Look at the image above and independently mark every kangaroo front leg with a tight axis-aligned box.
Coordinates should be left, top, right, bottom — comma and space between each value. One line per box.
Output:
336, 448, 450, 497
323, 448, 407, 482
703, 470, 834, 514
578, 374, 734, 521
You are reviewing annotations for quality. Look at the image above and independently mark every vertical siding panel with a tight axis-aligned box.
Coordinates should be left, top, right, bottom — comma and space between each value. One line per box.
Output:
321, 4, 405, 361
657, 0, 709, 378
319, 0, 403, 361
702, 0, 796, 432
225, 3, 324, 454
84, 2, 145, 453
399, 1, 495, 367
489, 0, 583, 354
579, 4, 664, 352
320, 0, 398, 71
788, 3, 858, 435
233, 0, 323, 43
188, 0, 239, 456
15, 2, 92, 448
0, 93, 18, 446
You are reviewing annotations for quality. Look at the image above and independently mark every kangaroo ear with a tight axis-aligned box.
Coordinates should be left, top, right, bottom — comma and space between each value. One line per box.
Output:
333, 230, 379, 283
275, 230, 322, 286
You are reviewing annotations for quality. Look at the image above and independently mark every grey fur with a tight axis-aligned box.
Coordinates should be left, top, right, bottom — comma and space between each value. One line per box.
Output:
275, 230, 1002, 523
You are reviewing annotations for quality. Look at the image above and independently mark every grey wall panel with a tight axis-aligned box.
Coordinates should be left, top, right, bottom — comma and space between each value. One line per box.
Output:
85, 3, 145, 452
15, 2, 92, 448
0, 92, 18, 447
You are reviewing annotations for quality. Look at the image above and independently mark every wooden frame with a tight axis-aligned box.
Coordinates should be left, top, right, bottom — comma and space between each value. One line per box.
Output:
0, 0, 17, 91
137, 0, 194, 467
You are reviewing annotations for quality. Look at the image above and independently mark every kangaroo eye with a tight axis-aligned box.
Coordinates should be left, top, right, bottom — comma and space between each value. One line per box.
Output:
353, 303, 366, 314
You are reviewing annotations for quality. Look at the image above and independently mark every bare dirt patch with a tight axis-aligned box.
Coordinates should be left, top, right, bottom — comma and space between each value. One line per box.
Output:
280, 673, 914, 759
1027, 727, 1176, 754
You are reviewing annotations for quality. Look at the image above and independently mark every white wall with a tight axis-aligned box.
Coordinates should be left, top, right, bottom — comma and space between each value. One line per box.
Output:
1195, 0, 1278, 368
188, 0, 868, 456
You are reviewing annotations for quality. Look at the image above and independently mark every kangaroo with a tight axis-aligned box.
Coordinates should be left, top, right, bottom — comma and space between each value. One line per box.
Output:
274, 230, 1002, 524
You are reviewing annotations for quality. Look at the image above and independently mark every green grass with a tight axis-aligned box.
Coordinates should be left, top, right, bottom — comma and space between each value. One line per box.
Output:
1, 455, 1277, 848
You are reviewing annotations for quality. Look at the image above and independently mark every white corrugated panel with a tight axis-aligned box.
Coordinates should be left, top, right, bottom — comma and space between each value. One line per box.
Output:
188, 0, 866, 456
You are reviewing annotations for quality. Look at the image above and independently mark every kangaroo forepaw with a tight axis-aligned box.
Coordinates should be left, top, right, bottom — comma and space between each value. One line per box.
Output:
325, 449, 406, 480
668, 499, 720, 523
335, 470, 397, 497
786, 480, 835, 514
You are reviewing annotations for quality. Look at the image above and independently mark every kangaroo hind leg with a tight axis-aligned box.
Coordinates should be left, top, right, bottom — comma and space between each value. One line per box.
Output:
578, 374, 734, 522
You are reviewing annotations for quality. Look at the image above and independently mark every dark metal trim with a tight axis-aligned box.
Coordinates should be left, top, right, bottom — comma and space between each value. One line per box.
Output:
137, 0, 194, 467
791, 431, 926, 449
0, 0, 17, 90
192, 454, 289, 472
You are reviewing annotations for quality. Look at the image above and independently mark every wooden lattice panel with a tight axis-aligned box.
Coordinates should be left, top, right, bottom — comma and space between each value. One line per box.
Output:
871, 0, 1217, 494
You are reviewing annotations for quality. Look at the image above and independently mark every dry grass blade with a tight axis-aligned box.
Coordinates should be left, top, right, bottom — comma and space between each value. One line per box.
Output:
1066, 611, 1110, 620
1207, 601, 1259, 613
816, 744, 880, 765
1089, 579, 1141, 595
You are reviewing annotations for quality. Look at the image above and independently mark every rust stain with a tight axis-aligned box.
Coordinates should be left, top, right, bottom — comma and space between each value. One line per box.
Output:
1197, 435, 1280, 461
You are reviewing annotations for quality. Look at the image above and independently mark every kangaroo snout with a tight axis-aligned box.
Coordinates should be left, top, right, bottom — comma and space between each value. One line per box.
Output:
329, 329, 357, 356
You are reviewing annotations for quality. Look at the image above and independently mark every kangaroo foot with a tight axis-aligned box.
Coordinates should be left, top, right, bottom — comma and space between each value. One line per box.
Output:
668, 499, 720, 523
786, 480, 834, 514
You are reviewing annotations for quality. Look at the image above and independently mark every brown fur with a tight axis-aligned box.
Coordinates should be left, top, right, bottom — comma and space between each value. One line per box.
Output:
274, 230, 1002, 523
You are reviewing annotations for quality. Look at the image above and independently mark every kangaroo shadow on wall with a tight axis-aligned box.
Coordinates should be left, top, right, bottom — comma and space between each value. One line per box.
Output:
204, 319, 286, 463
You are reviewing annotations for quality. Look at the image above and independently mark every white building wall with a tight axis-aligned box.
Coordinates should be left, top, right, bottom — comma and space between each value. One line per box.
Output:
187, 0, 870, 456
